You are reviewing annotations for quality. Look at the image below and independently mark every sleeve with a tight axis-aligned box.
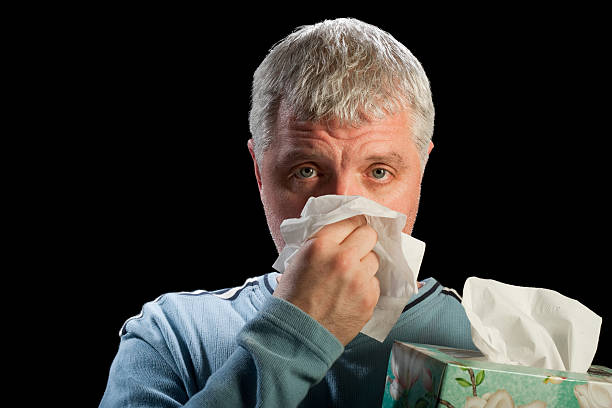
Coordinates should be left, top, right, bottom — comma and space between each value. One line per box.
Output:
99, 296, 344, 407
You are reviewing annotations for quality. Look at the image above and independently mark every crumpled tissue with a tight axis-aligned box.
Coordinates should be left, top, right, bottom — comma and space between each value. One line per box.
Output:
272, 194, 425, 342
462, 276, 602, 373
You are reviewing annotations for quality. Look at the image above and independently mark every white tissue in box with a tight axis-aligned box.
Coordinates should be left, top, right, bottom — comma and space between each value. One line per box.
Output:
462, 276, 602, 373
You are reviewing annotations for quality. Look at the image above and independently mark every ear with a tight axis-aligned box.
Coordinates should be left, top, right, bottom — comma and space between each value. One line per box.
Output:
427, 141, 434, 155
247, 138, 263, 192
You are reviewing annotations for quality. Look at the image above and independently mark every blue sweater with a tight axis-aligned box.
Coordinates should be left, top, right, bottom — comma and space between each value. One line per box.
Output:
100, 272, 475, 407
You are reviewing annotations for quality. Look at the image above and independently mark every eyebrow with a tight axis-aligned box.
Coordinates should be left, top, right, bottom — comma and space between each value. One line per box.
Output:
363, 152, 408, 170
275, 150, 326, 168
276, 150, 409, 172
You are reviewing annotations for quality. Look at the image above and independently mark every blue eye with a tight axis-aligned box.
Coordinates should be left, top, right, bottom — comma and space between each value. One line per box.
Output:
372, 168, 387, 179
297, 167, 317, 178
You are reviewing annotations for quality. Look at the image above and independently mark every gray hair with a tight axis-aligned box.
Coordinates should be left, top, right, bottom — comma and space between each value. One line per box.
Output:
249, 18, 435, 172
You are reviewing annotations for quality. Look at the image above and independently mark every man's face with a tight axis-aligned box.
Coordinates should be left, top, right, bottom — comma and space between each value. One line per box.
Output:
249, 104, 430, 253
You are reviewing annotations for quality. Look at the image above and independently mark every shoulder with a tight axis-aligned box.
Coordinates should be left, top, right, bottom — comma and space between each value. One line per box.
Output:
119, 273, 277, 339
415, 277, 466, 316
402, 278, 462, 315
403, 277, 476, 350
106, 273, 278, 395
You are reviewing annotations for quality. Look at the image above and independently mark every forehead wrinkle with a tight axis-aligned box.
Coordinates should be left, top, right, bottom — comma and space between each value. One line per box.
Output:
275, 112, 414, 171
282, 132, 405, 168
288, 114, 398, 141
274, 138, 338, 169
277, 124, 343, 154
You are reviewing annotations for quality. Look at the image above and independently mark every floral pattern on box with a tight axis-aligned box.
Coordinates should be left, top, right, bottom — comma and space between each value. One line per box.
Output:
382, 342, 612, 408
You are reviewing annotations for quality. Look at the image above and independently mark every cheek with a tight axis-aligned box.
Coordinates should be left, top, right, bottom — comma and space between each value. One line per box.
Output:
379, 179, 422, 233
260, 182, 308, 251
261, 182, 305, 220
383, 175, 420, 207
260, 190, 285, 252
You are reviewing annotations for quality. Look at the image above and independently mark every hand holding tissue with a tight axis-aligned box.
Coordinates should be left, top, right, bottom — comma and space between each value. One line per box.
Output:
272, 195, 425, 342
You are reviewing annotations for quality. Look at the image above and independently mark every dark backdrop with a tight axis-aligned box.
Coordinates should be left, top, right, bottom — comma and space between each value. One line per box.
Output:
81, 7, 610, 404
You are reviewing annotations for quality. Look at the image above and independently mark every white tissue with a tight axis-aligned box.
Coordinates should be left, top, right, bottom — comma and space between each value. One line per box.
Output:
272, 195, 425, 342
462, 277, 602, 373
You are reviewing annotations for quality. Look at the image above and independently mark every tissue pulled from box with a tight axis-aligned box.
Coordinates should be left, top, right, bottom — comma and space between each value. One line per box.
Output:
272, 194, 425, 342
462, 276, 602, 373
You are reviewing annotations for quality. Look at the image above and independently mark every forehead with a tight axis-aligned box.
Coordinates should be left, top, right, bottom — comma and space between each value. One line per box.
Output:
270, 103, 418, 161
276, 98, 414, 137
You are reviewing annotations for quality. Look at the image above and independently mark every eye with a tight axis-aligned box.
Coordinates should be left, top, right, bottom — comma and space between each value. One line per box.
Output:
371, 168, 388, 179
296, 166, 318, 179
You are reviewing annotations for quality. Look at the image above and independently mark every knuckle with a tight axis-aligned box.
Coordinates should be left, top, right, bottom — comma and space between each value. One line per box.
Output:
353, 277, 380, 312
362, 278, 380, 304
304, 237, 326, 255
361, 292, 378, 314
331, 250, 354, 274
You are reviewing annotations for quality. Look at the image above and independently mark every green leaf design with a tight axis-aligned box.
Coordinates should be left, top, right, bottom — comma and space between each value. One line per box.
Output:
456, 377, 472, 387
460, 366, 471, 371
475, 370, 485, 386
415, 398, 429, 408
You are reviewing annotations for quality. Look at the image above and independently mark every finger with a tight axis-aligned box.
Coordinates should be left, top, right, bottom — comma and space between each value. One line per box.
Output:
360, 251, 380, 278
365, 274, 381, 310
370, 274, 381, 295
311, 215, 367, 245
339, 224, 378, 257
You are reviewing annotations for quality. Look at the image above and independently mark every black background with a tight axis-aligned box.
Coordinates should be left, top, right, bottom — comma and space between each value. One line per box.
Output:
51, 6, 609, 404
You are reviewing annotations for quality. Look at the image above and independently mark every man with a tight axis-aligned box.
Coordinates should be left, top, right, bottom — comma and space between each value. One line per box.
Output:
100, 18, 476, 407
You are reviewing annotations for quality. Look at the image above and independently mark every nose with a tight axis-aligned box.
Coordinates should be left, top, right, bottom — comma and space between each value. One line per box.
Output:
327, 172, 365, 197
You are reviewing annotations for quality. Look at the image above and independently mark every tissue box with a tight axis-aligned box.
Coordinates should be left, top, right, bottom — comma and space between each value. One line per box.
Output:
382, 342, 611, 408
